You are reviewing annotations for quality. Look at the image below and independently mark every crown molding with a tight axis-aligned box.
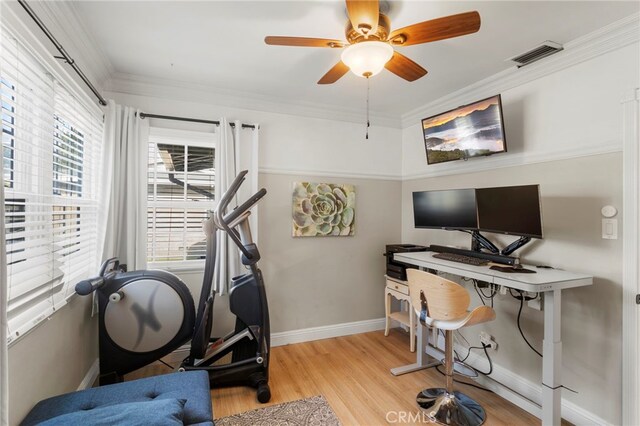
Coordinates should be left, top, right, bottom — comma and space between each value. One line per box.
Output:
105, 72, 402, 128
30, 0, 115, 88
24, 3, 636, 131
401, 12, 640, 127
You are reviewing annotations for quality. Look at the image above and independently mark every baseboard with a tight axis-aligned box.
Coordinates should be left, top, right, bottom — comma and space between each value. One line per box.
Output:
271, 318, 386, 347
179, 318, 385, 354
440, 337, 610, 426
77, 358, 100, 391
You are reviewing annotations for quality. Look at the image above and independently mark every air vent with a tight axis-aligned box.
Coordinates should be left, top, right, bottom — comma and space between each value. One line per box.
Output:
508, 41, 563, 67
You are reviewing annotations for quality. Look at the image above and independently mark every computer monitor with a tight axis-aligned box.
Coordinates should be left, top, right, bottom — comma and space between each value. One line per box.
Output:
476, 185, 543, 238
412, 189, 478, 230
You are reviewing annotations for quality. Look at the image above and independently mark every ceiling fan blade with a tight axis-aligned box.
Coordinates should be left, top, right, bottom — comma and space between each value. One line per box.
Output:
264, 36, 346, 48
318, 61, 350, 85
346, 0, 380, 36
388, 11, 481, 46
384, 51, 427, 82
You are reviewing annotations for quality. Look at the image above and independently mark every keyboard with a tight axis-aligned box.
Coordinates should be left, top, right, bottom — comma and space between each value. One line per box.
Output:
432, 252, 489, 266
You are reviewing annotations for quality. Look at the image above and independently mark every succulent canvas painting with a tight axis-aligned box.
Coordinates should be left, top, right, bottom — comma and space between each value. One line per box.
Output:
292, 182, 356, 237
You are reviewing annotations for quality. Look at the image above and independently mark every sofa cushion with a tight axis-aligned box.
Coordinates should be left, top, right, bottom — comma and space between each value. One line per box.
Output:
37, 398, 186, 426
21, 371, 213, 426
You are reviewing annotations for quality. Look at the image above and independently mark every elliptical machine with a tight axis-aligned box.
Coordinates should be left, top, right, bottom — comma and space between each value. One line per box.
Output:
75, 170, 271, 402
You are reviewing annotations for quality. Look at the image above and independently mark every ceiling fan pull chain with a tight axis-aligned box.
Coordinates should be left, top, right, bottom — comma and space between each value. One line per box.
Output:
366, 76, 370, 140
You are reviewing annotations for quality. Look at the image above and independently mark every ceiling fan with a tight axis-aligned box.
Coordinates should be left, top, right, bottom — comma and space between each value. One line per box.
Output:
264, 0, 481, 84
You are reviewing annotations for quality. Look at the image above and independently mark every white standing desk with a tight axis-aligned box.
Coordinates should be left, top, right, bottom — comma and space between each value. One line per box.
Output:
393, 251, 593, 426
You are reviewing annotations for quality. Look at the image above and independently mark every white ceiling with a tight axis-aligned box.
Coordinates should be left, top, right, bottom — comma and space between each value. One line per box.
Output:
72, 1, 639, 119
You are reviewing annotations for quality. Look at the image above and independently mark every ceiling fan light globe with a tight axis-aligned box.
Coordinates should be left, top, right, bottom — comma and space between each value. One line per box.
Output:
341, 41, 393, 78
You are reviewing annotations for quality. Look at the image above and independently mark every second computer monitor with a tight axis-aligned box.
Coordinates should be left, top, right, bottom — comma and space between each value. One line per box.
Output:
476, 184, 543, 238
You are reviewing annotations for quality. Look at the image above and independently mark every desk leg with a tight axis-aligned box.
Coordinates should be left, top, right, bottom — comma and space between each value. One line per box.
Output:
390, 321, 439, 376
542, 289, 562, 426
384, 289, 391, 336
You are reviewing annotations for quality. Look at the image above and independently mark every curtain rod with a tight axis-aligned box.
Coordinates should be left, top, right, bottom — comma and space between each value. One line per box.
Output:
17, 0, 108, 107
138, 112, 256, 129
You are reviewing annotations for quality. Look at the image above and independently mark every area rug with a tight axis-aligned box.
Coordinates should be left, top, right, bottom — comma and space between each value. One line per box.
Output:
215, 395, 341, 426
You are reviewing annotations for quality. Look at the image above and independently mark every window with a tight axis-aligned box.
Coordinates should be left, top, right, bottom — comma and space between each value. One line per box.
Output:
2, 78, 15, 188
147, 129, 216, 265
1, 33, 103, 341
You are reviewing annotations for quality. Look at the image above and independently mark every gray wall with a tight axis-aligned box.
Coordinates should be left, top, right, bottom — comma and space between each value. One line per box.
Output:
403, 151, 623, 423
7, 297, 97, 425
259, 173, 401, 332
178, 173, 402, 335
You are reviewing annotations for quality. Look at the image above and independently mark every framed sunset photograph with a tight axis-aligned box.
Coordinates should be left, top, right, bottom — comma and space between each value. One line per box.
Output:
422, 94, 507, 165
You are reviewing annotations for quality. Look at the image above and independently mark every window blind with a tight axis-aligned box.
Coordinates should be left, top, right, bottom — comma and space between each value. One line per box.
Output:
147, 129, 215, 265
1, 32, 103, 342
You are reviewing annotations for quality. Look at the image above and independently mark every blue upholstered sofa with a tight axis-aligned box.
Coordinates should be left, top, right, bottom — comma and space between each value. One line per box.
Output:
20, 371, 213, 425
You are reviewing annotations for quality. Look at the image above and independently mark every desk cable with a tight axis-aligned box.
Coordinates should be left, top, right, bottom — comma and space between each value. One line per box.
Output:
472, 280, 497, 307
509, 289, 542, 357
542, 382, 578, 394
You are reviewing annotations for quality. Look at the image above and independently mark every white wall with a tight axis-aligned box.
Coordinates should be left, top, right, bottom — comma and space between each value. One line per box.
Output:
107, 90, 402, 179
400, 42, 639, 424
402, 43, 639, 179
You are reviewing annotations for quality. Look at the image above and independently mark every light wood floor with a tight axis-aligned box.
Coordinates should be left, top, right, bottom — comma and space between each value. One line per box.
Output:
128, 329, 546, 425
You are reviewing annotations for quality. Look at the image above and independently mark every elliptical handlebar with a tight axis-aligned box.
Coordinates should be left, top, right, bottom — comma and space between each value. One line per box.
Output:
223, 188, 267, 225
75, 277, 105, 295
75, 257, 120, 296
215, 170, 248, 222
214, 170, 266, 261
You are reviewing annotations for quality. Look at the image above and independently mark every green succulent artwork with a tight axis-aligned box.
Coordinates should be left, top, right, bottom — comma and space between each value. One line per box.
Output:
292, 182, 356, 237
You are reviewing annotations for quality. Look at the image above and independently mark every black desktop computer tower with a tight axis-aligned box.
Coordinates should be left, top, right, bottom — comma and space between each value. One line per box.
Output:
384, 244, 428, 281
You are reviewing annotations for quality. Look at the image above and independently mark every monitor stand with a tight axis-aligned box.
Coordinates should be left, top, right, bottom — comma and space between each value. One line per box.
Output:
468, 230, 500, 254
501, 236, 532, 256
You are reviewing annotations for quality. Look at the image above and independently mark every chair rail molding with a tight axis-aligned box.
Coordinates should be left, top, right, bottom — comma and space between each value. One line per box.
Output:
259, 167, 403, 181
401, 139, 623, 181
622, 86, 640, 426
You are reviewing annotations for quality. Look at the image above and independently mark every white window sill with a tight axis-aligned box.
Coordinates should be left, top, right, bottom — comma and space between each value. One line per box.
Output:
148, 261, 206, 274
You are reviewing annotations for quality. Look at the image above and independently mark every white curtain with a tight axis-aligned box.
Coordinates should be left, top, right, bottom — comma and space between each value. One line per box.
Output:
235, 122, 260, 244
0, 10, 9, 423
213, 119, 260, 294
214, 119, 241, 294
98, 101, 149, 270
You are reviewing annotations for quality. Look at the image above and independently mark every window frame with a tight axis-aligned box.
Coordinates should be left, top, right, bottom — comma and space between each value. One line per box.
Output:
146, 127, 217, 271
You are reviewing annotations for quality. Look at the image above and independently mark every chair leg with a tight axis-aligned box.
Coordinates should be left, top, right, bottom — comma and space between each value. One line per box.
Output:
416, 330, 487, 426
445, 330, 454, 392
